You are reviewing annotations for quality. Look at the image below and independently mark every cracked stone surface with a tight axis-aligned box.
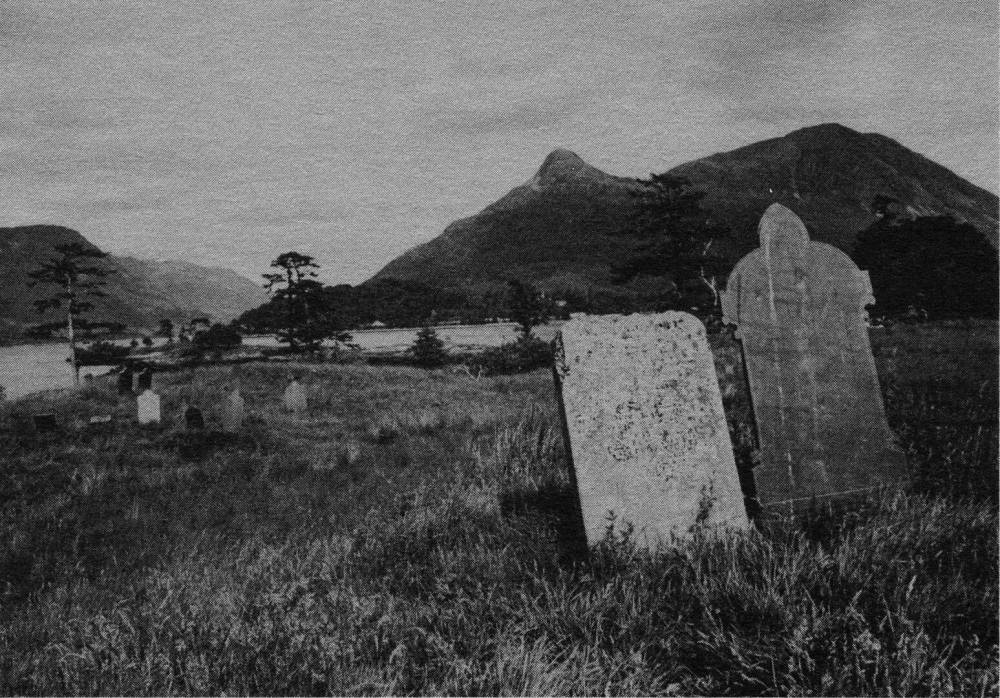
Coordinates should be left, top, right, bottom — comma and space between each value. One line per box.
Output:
554, 311, 749, 549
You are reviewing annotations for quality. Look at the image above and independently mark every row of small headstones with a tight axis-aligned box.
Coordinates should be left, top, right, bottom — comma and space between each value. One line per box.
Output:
29, 378, 309, 434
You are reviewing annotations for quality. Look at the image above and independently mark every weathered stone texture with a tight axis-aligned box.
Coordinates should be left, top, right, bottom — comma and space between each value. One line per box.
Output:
721, 203, 907, 510
222, 389, 245, 433
284, 379, 307, 414
137, 389, 161, 425
554, 311, 749, 549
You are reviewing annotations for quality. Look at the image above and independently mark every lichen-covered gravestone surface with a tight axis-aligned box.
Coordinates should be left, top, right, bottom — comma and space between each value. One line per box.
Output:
554, 312, 749, 549
721, 203, 907, 512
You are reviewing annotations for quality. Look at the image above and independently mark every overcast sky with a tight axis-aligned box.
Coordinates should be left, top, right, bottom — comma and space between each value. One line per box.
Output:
2, 0, 997, 284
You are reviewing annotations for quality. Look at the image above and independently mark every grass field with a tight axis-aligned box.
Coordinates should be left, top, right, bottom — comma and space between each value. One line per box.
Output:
0, 321, 996, 695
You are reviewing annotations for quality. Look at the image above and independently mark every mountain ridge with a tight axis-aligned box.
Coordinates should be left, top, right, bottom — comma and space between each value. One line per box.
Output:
0, 224, 268, 339
371, 124, 999, 293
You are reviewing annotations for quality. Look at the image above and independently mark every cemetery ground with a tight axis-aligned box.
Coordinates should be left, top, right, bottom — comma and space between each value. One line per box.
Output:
0, 320, 996, 696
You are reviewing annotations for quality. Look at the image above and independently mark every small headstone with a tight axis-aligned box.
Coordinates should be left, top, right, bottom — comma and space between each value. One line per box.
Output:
136, 367, 153, 392
222, 389, 245, 432
721, 203, 908, 512
554, 312, 749, 549
283, 378, 307, 414
88, 414, 113, 432
137, 389, 161, 425
185, 405, 205, 431
33, 413, 57, 432
117, 368, 134, 396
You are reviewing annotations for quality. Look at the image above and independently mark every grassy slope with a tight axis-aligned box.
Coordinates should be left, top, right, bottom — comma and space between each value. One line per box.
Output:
0, 321, 996, 695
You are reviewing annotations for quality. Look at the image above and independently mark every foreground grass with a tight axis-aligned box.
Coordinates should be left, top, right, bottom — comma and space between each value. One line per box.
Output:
1, 322, 997, 695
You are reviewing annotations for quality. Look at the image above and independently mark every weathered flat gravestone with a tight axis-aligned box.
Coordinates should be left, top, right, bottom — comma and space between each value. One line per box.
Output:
284, 379, 307, 414
721, 203, 907, 512
184, 405, 205, 431
33, 413, 57, 433
89, 414, 112, 425
136, 367, 153, 392
554, 312, 749, 549
222, 389, 245, 432
137, 389, 161, 425
117, 368, 134, 396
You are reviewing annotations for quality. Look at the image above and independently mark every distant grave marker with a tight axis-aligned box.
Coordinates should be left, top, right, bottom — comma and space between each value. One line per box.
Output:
554, 312, 749, 549
89, 414, 112, 426
117, 368, 134, 396
137, 389, 162, 425
184, 405, 205, 431
222, 388, 245, 432
33, 413, 58, 433
136, 367, 153, 392
284, 378, 307, 414
721, 203, 908, 512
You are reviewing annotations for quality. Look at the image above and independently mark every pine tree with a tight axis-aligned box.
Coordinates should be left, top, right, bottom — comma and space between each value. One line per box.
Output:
410, 324, 447, 367
28, 242, 114, 386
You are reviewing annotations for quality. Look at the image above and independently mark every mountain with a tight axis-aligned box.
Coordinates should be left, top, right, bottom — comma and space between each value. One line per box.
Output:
0, 225, 268, 339
371, 124, 999, 293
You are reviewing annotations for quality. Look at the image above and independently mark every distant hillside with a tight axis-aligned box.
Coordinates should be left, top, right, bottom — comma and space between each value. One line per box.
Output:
0, 225, 268, 339
371, 124, 999, 293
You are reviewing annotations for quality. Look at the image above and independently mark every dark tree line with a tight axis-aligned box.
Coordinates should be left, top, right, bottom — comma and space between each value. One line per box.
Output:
852, 211, 998, 319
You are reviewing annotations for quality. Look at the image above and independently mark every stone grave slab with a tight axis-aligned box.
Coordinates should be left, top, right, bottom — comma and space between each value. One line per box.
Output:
553, 311, 749, 549
222, 389, 245, 432
184, 405, 205, 430
720, 203, 908, 512
137, 390, 161, 425
117, 368, 134, 396
284, 379, 307, 414
136, 367, 153, 392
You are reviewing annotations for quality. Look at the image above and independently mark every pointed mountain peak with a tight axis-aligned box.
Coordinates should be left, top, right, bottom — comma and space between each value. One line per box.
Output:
539, 148, 586, 170
530, 149, 610, 189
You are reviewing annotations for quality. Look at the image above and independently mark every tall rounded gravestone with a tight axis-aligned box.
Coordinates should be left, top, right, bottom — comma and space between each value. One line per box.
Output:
721, 203, 908, 513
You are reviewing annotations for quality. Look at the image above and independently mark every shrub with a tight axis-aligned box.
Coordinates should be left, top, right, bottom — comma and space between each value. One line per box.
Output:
193, 324, 242, 350
474, 335, 553, 375
76, 341, 131, 366
410, 326, 448, 368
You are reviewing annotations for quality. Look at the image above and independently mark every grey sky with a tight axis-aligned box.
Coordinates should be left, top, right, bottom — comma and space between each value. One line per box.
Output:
2, 0, 997, 284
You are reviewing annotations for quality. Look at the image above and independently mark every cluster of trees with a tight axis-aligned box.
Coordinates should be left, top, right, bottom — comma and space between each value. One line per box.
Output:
852, 210, 997, 319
